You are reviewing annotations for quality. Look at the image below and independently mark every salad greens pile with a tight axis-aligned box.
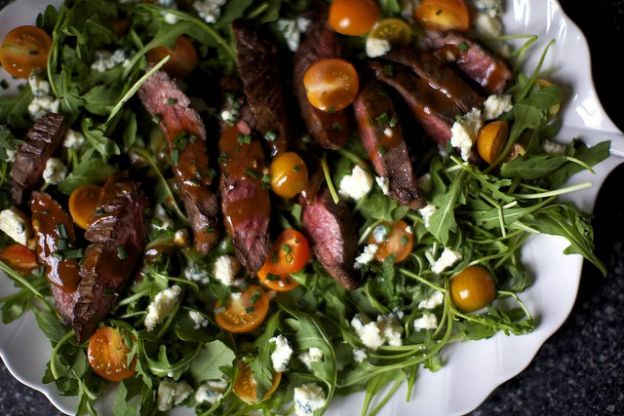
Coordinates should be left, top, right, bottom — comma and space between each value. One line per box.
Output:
0, 0, 610, 415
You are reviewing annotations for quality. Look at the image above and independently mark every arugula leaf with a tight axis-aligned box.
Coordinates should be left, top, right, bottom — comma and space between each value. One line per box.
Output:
249, 312, 280, 399
34, 308, 66, 344
83, 85, 121, 116
217, 0, 255, 26
58, 158, 116, 195
80, 117, 120, 160
428, 171, 466, 245
379, 0, 401, 15
0, 126, 19, 162
549, 140, 610, 187
0, 86, 34, 130
189, 340, 236, 384
500, 154, 566, 179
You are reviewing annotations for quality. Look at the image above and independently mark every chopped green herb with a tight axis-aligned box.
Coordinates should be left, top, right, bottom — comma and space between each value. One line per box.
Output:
281, 244, 292, 254
171, 149, 180, 165
264, 130, 277, 142
376, 112, 390, 126
166, 97, 178, 105
245, 306, 255, 313
245, 167, 259, 179
250, 291, 261, 304
116, 246, 128, 260
56, 224, 68, 239
237, 134, 252, 144
458, 41, 469, 52
383, 64, 394, 76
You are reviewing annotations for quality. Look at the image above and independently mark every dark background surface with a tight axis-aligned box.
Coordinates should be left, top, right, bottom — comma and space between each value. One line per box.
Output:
1, 0, 623, 415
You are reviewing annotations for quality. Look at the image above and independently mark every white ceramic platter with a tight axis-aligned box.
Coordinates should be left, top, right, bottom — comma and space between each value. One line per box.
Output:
1, 0, 624, 415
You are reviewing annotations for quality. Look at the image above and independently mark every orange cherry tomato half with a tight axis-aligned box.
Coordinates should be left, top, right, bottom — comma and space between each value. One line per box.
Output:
415, 0, 470, 32
147, 36, 198, 79
0, 25, 52, 79
329, 0, 380, 36
87, 326, 136, 382
270, 152, 309, 199
233, 360, 282, 404
367, 220, 414, 263
214, 285, 270, 333
69, 184, 102, 230
0, 244, 38, 274
257, 264, 299, 292
450, 266, 496, 312
303, 58, 359, 112
262, 229, 311, 276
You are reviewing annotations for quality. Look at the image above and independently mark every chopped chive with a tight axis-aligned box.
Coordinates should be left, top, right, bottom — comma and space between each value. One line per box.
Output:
57, 224, 68, 239
171, 149, 180, 165
218, 152, 229, 164
376, 112, 390, 126
95, 208, 104, 216
327, 106, 336, 113
271, 251, 279, 264
281, 244, 292, 254
245, 167, 259, 179
57, 238, 68, 251
52, 252, 64, 260
377, 145, 387, 156
331, 122, 343, 131
389, 115, 399, 128
245, 306, 255, 313
383, 64, 394, 76
400, 235, 409, 246
152, 113, 162, 123
264, 130, 277, 142
250, 291, 261, 304
63, 248, 84, 259
103, 288, 115, 297
293, 164, 302, 173
166, 97, 178, 105
458, 41, 469, 52
266, 274, 280, 282
302, 134, 311, 144
204, 226, 215, 233
237, 134, 252, 144
116, 246, 128, 260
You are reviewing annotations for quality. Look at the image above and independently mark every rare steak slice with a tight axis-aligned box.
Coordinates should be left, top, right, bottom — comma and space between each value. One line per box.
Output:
72, 177, 148, 342
233, 20, 290, 157
30, 192, 81, 322
302, 187, 359, 290
354, 81, 423, 209
11, 113, 66, 205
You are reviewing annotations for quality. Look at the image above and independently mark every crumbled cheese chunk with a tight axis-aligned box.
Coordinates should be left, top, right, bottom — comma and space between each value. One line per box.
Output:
0, 208, 30, 245
213, 255, 240, 286
413, 312, 438, 330
157, 380, 193, 412
339, 165, 373, 200
366, 38, 391, 58
269, 335, 293, 373
28, 73, 50, 97
195, 380, 228, 404
152, 204, 174, 231
220, 108, 239, 124
42, 158, 67, 185
91, 49, 130, 73
63, 129, 85, 150
474, 13, 502, 38
277, 17, 311, 52
377, 314, 403, 347
5, 149, 16, 163
418, 203, 437, 228
418, 291, 445, 309
294, 383, 326, 416
145, 285, 182, 331
189, 310, 209, 330
193, 0, 226, 24
158, 0, 176, 6
543, 139, 566, 155
371, 224, 389, 244
351, 313, 403, 350
483, 94, 513, 120
450, 108, 483, 161
299, 347, 324, 370
431, 247, 462, 274
354, 244, 378, 269
375, 176, 389, 195
474, 0, 503, 17
352, 348, 367, 363
163, 11, 179, 24
28, 96, 60, 120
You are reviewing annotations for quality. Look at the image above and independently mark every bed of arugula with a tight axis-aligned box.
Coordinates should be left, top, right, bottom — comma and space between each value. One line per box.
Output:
0, 0, 611, 415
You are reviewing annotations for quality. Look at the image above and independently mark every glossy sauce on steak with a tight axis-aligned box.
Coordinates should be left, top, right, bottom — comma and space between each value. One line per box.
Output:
354, 82, 423, 209
302, 187, 359, 289
73, 177, 148, 342
10, 113, 66, 205
294, 18, 351, 150
138, 70, 220, 254
233, 20, 289, 157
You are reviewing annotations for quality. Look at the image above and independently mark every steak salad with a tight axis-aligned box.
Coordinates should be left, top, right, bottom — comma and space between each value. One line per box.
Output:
0, 0, 610, 415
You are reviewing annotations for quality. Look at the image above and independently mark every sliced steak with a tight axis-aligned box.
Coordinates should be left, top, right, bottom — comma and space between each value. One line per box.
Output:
302, 187, 359, 290
354, 82, 423, 209
424, 32, 512, 94
233, 20, 289, 157
370, 61, 462, 146
73, 177, 148, 342
294, 18, 351, 150
30, 192, 81, 322
384, 49, 484, 112
219, 120, 270, 273
10, 113, 66, 205
138, 70, 220, 253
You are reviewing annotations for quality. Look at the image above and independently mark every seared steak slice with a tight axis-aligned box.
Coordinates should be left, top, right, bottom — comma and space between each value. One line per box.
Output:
370, 61, 462, 146
302, 187, 359, 290
354, 82, 423, 209
384, 49, 484, 112
425, 32, 511, 94
233, 20, 289, 157
138, 70, 220, 253
30, 192, 81, 322
294, 18, 350, 150
73, 177, 148, 342
219, 121, 270, 273
10, 113, 66, 205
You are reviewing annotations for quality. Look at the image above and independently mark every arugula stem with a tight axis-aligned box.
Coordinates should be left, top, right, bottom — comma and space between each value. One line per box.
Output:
399, 268, 445, 292
321, 154, 340, 204
247, 2, 269, 18
368, 375, 405, 416
50, 330, 75, 380
0, 262, 56, 314
517, 181, 592, 199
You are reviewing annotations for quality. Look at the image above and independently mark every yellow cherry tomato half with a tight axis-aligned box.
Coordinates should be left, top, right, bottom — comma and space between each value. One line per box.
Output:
270, 152, 309, 199
450, 266, 496, 312
233, 360, 282, 404
303, 58, 359, 112
329, 0, 380, 36
367, 220, 414, 263
87, 326, 136, 382
69, 184, 102, 230
415, 0, 470, 32
477, 120, 508, 165
0, 25, 52, 78
368, 18, 413, 47
214, 285, 270, 333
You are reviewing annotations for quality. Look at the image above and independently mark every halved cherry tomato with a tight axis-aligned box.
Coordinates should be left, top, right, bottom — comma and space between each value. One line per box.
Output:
215, 285, 270, 333
233, 360, 282, 404
147, 36, 198, 79
270, 152, 309, 199
367, 220, 414, 263
368, 18, 413, 47
258, 265, 299, 292
477, 120, 508, 165
450, 266, 496, 312
69, 184, 102, 230
303, 58, 359, 112
0, 244, 38, 274
0, 25, 52, 78
261, 229, 311, 276
329, 0, 380, 36
415, 0, 470, 32
87, 326, 136, 382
